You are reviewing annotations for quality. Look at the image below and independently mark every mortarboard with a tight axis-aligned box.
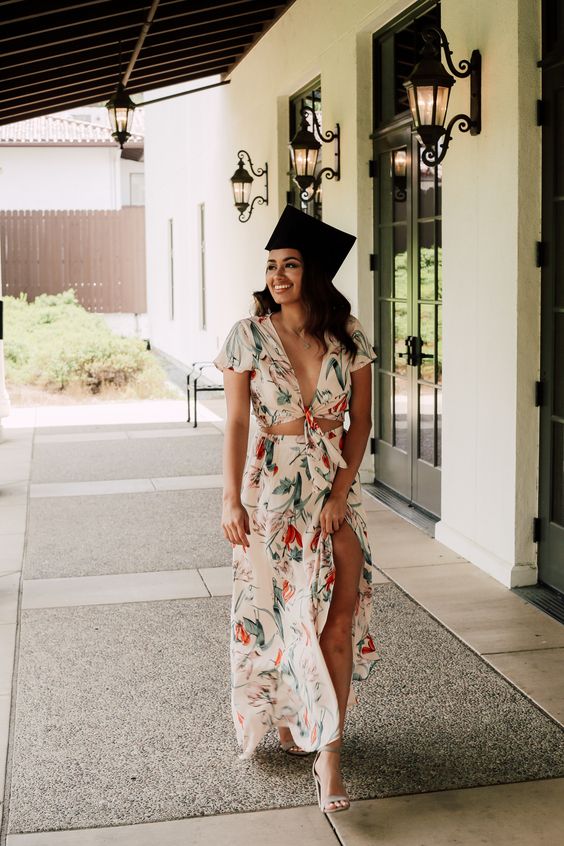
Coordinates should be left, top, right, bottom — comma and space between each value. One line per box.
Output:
265, 205, 356, 280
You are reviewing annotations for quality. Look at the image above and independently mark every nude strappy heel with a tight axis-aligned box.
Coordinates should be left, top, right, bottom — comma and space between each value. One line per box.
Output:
312, 743, 350, 813
279, 737, 313, 756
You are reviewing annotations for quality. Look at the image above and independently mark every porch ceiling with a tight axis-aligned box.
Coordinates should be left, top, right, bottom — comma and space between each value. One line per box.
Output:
0, 0, 296, 127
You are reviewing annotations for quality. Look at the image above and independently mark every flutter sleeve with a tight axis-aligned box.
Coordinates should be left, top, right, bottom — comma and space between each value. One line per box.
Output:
213, 319, 255, 373
349, 315, 378, 371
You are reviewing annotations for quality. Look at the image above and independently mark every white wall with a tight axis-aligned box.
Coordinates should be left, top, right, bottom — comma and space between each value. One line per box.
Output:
120, 158, 144, 207
144, 0, 542, 588
0, 146, 122, 209
144, 1, 412, 366
434, 0, 541, 587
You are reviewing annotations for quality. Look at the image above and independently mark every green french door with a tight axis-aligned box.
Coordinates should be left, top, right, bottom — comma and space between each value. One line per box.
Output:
539, 0, 564, 594
372, 118, 442, 517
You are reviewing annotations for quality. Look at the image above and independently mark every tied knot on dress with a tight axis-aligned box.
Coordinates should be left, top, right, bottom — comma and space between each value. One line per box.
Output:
303, 406, 348, 491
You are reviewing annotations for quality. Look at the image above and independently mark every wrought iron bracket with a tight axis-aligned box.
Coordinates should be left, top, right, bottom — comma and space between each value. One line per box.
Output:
296, 106, 340, 203
236, 149, 268, 223
418, 26, 481, 167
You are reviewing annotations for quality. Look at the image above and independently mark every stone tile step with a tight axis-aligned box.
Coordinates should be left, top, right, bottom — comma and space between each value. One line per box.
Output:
6, 805, 338, 846
483, 647, 564, 724
329, 777, 564, 846
22, 569, 209, 609
30, 475, 225, 498
386, 562, 564, 654
34, 427, 221, 444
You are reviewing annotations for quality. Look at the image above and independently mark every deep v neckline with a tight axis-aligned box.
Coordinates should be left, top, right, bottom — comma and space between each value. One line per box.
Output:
266, 313, 327, 410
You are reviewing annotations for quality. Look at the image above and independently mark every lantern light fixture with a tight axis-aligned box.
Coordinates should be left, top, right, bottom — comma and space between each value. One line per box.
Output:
289, 106, 340, 203
230, 150, 268, 223
403, 25, 481, 167
105, 81, 137, 149
391, 148, 408, 202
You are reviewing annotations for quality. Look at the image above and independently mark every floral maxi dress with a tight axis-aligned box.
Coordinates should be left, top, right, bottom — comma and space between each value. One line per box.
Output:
213, 313, 380, 760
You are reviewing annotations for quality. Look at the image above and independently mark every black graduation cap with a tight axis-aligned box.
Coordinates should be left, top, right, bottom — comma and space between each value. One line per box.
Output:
264, 205, 356, 279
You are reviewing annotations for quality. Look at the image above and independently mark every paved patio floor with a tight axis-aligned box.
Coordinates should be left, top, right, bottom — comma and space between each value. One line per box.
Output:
1, 397, 563, 845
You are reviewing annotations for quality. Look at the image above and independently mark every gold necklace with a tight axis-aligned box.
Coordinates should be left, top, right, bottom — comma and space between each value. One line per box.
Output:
273, 314, 312, 349
288, 323, 311, 349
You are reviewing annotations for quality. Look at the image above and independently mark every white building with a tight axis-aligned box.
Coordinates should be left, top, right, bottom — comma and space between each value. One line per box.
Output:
141, 0, 562, 606
0, 106, 145, 210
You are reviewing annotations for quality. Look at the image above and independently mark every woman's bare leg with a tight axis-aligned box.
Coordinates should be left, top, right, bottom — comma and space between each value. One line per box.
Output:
316, 519, 363, 809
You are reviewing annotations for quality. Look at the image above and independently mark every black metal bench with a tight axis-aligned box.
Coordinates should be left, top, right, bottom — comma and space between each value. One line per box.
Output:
186, 361, 224, 427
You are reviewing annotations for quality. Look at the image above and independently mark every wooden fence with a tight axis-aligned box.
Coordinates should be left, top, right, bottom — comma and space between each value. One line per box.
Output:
0, 208, 146, 313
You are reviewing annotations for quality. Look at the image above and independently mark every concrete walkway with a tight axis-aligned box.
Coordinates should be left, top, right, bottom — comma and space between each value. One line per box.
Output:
1, 397, 564, 845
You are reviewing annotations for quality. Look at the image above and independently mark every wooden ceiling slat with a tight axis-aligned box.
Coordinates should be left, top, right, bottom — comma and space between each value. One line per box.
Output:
0, 54, 234, 116
1, 39, 250, 97
0, 67, 230, 126
0, 0, 260, 41
0, 2, 283, 58
0, 20, 263, 75
0, 0, 116, 26
129, 56, 241, 87
0, 0, 296, 127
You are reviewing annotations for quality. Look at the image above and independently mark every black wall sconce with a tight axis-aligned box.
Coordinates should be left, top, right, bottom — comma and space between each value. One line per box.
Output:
391, 149, 407, 202
230, 150, 269, 223
403, 26, 481, 167
289, 107, 340, 203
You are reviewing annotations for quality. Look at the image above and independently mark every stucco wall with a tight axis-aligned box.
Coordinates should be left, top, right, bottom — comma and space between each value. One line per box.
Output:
433, 0, 541, 586
0, 146, 123, 209
143, 0, 542, 588
144, 1, 412, 366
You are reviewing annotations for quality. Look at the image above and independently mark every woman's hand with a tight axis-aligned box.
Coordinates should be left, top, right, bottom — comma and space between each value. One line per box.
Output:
320, 492, 347, 539
222, 496, 251, 548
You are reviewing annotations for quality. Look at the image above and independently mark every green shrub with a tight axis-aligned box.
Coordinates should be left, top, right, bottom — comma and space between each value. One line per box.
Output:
3, 289, 173, 397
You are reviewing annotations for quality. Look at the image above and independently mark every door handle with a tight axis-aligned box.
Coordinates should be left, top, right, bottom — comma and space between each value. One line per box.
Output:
397, 337, 434, 366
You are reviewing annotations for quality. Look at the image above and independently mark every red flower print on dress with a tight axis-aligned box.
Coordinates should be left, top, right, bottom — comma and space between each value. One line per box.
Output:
322, 453, 330, 469
310, 527, 321, 552
325, 568, 336, 589
330, 395, 348, 414
311, 724, 317, 744
234, 622, 251, 644
274, 648, 283, 666
250, 369, 256, 379
284, 523, 303, 549
282, 580, 295, 602
256, 438, 266, 460
361, 633, 376, 655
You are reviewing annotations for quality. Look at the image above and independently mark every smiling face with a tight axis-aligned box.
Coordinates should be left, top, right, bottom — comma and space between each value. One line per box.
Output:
265, 248, 304, 305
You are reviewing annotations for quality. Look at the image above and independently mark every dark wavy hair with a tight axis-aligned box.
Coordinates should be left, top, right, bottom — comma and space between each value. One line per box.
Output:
252, 250, 357, 359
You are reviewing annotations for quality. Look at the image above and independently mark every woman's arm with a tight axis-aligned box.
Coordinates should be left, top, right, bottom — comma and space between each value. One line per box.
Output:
320, 363, 373, 537
221, 368, 252, 548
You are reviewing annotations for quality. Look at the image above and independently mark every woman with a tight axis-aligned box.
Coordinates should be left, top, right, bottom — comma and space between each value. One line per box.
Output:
213, 205, 380, 814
